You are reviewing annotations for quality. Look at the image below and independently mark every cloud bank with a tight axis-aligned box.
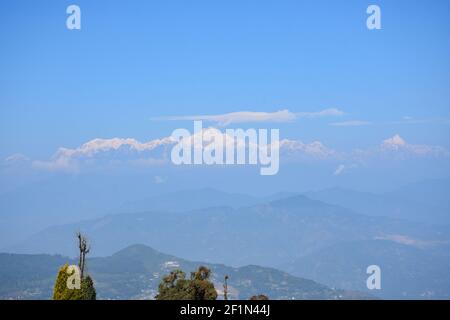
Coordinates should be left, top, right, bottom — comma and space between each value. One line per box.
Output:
6, 132, 448, 173
152, 108, 343, 126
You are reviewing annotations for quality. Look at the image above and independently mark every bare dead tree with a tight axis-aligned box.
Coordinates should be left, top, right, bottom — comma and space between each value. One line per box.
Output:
76, 232, 90, 280
223, 275, 229, 300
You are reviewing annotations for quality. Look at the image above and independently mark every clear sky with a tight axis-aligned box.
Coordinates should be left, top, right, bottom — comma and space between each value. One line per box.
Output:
1, 0, 450, 193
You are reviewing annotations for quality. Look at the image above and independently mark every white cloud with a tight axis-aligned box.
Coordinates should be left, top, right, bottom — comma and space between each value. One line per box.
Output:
330, 120, 371, 127
1, 153, 30, 170
386, 117, 450, 125
32, 156, 78, 172
29, 129, 338, 172
32, 137, 175, 172
333, 163, 358, 176
350, 134, 450, 160
55, 137, 175, 157
152, 108, 344, 126
333, 164, 345, 176
172, 127, 336, 164
382, 134, 406, 150
152, 110, 296, 126
297, 108, 344, 118
280, 139, 337, 159
4, 153, 29, 164
20, 132, 450, 173
380, 134, 450, 157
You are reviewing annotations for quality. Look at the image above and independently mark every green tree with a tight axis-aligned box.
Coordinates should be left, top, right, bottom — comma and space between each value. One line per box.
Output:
52, 264, 96, 300
80, 276, 96, 300
156, 266, 217, 300
52, 233, 96, 300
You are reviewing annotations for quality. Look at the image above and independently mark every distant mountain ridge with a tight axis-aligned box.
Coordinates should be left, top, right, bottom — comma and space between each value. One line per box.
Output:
286, 239, 450, 299
304, 179, 450, 224
3, 181, 450, 299
12, 194, 446, 261
0, 244, 373, 300
2, 179, 448, 248
6, 193, 450, 299
0, 184, 284, 248
117, 187, 260, 213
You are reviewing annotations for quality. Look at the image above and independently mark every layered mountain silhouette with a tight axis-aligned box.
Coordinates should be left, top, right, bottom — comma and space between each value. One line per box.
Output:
304, 179, 450, 224
287, 240, 450, 299
6, 191, 450, 299
0, 244, 373, 300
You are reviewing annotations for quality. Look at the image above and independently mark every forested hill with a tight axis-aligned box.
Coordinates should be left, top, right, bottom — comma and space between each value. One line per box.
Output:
0, 244, 374, 300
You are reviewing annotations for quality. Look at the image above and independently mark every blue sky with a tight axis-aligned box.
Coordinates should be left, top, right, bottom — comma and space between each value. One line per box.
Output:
1, 0, 450, 192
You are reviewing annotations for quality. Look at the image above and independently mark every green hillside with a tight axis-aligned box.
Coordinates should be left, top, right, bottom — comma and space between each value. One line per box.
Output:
0, 244, 373, 300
